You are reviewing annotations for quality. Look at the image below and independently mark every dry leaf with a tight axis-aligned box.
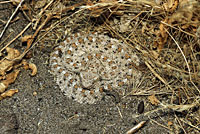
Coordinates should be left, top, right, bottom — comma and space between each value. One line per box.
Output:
6, 47, 20, 60
163, 0, 179, 12
0, 70, 20, 93
28, 63, 37, 76
0, 50, 21, 92
148, 94, 160, 105
3, 70, 20, 84
0, 47, 20, 76
167, 121, 173, 126
21, 35, 33, 43
153, 0, 199, 52
3, 70, 20, 85
0, 83, 8, 93
0, 89, 18, 100
168, 0, 199, 31
154, 18, 169, 53
21, 35, 33, 51
0, 45, 37, 100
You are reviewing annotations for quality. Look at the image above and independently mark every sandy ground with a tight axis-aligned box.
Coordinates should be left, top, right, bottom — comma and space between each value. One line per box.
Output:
0, 50, 171, 134
0, 2, 173, 134
1, 50, 172, 134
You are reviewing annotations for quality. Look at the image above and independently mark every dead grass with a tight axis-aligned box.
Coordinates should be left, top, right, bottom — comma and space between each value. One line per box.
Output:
0, 0, 199, 133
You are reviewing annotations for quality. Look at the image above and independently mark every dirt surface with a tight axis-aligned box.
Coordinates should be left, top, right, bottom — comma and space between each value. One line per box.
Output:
0, 52, 171, 134
0, 42, 171, 133
0, 1, 199, 134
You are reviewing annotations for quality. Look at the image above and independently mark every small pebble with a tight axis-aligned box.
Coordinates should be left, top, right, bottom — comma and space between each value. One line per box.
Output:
138, 101, 144, 114
33, 91, 37, 96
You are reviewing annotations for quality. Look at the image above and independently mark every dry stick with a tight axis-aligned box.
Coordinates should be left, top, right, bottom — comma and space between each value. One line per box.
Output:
127, 11, 146, 39
14, 14, 53, 61
126, 121, 146, 134
165, 29, 200, 94
161, 21, 196, 37
15, 5, 85, 61
103, 5, 187, 102
33, 0, 54, 30
131, 91, 173, 96
150, 118, 172, 131
0, 22, 31, 53
174, 114, 187, 134
0, 1, 11, 4
27, 2, 85, 48
145, 61, 173, 91
99, 4, 198, 131
0, 0, 25, 40
0, 32, 13, 46
133, 107, 164, 118
154, 61, 190, 75
116, 105, 123, 119
145, 61, 177, 103
80, 1, 122, 9
180, 118, 200, 131
32, 1, 118, 45
145, 60, 176, 104
27, 7, 85, 53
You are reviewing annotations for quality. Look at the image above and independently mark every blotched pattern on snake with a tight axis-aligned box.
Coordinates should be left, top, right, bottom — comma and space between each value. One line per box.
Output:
50, 32, 141, 104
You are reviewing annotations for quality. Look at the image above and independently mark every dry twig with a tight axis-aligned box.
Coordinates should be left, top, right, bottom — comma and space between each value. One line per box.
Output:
0, 0, 24, 40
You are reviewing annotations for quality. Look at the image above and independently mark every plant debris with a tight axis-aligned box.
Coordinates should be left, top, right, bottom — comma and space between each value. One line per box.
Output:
0, 47, 20, 76
0, 70, 20, 93
0, 47, 37, 100
148, 94, 160, 106
126, 121, 146, 134
27, 63, 37, 76
0, 89, 18, 100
